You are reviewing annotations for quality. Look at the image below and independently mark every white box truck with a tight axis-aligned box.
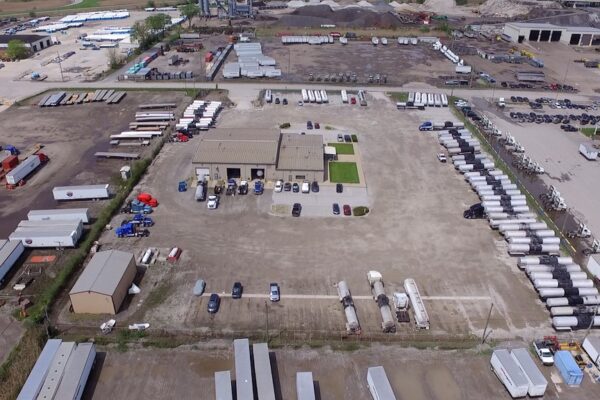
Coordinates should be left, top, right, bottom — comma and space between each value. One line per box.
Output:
53, 184, 110, 200
6, 155, 41, 185
583, 336, 600, 366
490, 349, 529, 398
510, 348, 547, 397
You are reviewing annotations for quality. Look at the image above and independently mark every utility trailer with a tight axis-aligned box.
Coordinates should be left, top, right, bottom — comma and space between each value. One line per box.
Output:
53, 184, 110, 200
582, 336, 600, 366
296, 372, 315, 400
404, 278, 429, 329
490, 349, 528, 398
28, 208, 90, 223
54, 343, 96, 400
16, 339, 62, 400
366, 366, 397, 400
253, 343, 276, 400
0, 240, 25, 285
214, 371, 233, 400
234, 339, 253, 400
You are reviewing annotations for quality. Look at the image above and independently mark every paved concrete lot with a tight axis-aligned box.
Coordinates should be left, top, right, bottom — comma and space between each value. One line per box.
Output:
67, 90, 554, 341
85, 344, 598, 400
478, 98, 600, 235
0, 314, 24, 364
271, 185, 369, 218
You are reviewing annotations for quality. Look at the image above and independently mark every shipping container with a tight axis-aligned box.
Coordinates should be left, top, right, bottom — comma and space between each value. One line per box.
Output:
54, 343, 96, 400
234, 339, 253, 400
366, 366, 396, 400
28, 208, 90, 224
582, 336, 600, 366
215, 371, 233, 400
6, 155, 41, 185
554, 351, 583, 386
0, 240, 25, 285
253, 343, 275, 400
510, 348, 547, 397
296, 372, 315, 400
17, 339, 62, 400
490, 349, 528, 398
53, 184, 110, 201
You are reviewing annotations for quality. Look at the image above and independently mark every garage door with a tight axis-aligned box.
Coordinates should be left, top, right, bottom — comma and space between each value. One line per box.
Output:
195, 168, 209, 182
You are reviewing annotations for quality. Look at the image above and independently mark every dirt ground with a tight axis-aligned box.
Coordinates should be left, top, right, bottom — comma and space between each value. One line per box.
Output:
56, 90, 556, 344
0, 0, 179, 15
84, 343, 600, 400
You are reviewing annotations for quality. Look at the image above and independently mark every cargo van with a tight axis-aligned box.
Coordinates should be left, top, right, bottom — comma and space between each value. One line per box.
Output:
301, 181, 310, 193
195, 184, 206, 201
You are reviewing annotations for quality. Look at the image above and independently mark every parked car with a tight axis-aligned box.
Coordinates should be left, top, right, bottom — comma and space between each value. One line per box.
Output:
343, 204, 351, 216
307, 121, 313, 129
298, 100, 304, 106
282, 98, 288, 105
232, 282, 243, 299
344, 134, 352, 142
207, 195, 219, 209
284, 182, 292, 191
270, 283, 280, 302
214, 185, 223, 195
193, 279, 206, 296
275, 98, 280, 104
337, 134, 344, 142
207, 293, 220, 313
437, 153, 447, 163
301, 181, 310, 193
336, 183, 343, 193
350, 97, 356, 105
292, 183, 300, 193
533, 340, 554, 366
238, 181, 248, 195
333, 203, 340, 215
275, 180, 283, 192
314, 122, 320, 129
292, 203, 302, 217
311, 181, 319, 192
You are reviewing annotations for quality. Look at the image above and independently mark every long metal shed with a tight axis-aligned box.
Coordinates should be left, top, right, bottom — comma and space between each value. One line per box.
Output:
36, 341, 76, 400
17, 339, 62, 400
234, 338, 253, 400
54, 343, 96, 400
296, 372, 316, 400
510, 348, 547, 397
366, 366, 397, 400
214, 371, 233, 400
253, 343, 275, 400
0, 239, 25, 285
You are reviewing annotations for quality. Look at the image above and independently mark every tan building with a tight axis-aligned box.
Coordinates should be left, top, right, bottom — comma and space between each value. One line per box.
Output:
192, 128, 325, 182
69, 250, 137, 314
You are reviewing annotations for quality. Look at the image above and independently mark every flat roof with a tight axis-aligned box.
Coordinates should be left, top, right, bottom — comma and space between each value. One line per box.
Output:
70, 250, 134, 296
0, 34, 49, 44
505, 22, 600, 34
193, 129, 280, 165
54, 343, 95, 399
17, 339, 62, 400
252, 343, 275, 400
277, 133, 324, 171
234, 339, 253, 400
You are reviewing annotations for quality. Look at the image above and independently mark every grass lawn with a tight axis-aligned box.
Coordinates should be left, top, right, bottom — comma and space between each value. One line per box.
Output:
580, 127, 598, 138
387, 92, 408, 102
327, 143, 355, 155
329, 162, 359, 184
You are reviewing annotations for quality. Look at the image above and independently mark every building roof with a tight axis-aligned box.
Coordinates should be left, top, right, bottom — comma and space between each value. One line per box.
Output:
193, 129, 280, 165
54, 343, 95, 399
70, 250, 134, 296
277, 133, 324, 171
0, 34, 49, 44
505, 22, 600, 34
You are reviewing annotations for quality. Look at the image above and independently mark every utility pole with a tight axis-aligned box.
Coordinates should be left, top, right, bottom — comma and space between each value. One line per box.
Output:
57, 51, 64, 82
482, 303, 494, 344
265, 300, 269, 342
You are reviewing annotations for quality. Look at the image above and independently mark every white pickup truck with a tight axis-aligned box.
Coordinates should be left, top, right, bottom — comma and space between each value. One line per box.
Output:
533, 340, 554, 366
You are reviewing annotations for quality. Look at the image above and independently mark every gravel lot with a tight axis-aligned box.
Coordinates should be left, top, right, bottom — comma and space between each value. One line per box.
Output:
62, 90, 553, 342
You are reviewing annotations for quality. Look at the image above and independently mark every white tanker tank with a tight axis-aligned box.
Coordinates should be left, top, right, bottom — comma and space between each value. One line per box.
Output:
481, 194, 525, 201
337, 280, 360, 333
487, 212, 535, 220
529, 271, 587, 280
497, 222, 547, 231
546, 295, 600, 307
518, 256, 573, 266
366, 272, 395, 333
504, 230, 555, 238
538, 287, 599, 298
533, 278, 594, 289
508, 243, 559, 256
508, 237, 560, 245
553, 316, 600, 330
525, 264, 581, 274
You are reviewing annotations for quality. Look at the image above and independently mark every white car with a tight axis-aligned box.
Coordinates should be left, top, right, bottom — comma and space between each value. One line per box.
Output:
207, 195, 219, 209
274, 180, 283, 192
437, 153, 447, 163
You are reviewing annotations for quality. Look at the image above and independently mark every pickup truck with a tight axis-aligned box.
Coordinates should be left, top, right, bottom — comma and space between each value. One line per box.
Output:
533, 340, 554, 366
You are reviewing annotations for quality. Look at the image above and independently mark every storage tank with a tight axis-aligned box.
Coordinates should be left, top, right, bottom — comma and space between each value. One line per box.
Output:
504, 230, 555, 238
533, 279, 594, 289
550, 306, 597, 316
491, 218, 537, 229
518, 256, 573, 266
508, 237, 560, 245
481, 194, 525, 201
553, 316, 600, 331
546, 295, 600, 307
344, 306, 360, 331
529, 271, 587, 281
539, 287, 599, 298
508, 244, 559, 256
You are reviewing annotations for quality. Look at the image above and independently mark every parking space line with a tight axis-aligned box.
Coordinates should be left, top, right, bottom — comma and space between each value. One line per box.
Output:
200, 293, 491, 301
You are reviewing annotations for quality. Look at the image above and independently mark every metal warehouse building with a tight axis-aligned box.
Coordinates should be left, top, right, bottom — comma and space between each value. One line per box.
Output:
69, 250, 136, 314
192, 129, 325, 182
503, 22, 600, 46
0, 34, 52, 53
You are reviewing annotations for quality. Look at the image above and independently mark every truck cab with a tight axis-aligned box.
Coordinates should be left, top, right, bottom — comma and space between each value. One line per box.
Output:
254, 181, 264, 195
533, 340, 554, 366
497, 97, 506, 108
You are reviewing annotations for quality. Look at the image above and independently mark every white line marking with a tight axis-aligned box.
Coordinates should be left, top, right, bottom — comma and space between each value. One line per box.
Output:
201, 293, 492, 301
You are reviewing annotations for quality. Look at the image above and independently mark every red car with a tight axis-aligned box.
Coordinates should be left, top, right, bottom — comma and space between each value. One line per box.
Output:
350, 97, 357, 105
343, 204, 351, 216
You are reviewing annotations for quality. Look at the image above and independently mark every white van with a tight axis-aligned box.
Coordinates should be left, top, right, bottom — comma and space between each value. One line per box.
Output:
301, 181, 310, 193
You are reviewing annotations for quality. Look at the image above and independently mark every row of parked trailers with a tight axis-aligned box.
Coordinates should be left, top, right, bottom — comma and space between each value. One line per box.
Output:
38, 90, 126, 107
17, 339, 96, 400
490, 348, 547, 398
300, 88, 329, 104
177, 100, 222, 131
408, 92, 448, 107
435, 122, 600, 330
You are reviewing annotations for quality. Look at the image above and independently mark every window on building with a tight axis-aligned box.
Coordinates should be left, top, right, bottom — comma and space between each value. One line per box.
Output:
295, 175, 305, 180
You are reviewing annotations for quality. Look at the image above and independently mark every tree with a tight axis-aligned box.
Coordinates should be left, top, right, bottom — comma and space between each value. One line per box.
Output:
106, 48, 126, 69
131, 20, 151, 49
146, 13, 171, 38
146, 0, 156, 8
180, 2, 200, 29
6, 40, 29, 60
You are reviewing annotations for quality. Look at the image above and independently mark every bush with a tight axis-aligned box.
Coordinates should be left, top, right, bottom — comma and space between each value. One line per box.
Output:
280, 122, 291, 129
351, 134, 358, 143
419, 26, 430, 33
353, 206, 369, 216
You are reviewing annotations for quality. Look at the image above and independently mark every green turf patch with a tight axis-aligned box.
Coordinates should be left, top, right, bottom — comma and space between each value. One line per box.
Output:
387, 92, 408, 102
580, 127, 598, 138
329, 162, 359, 183
327, 143, 355, 155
